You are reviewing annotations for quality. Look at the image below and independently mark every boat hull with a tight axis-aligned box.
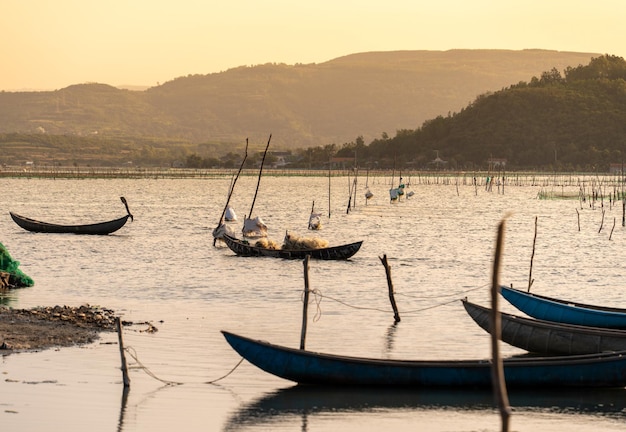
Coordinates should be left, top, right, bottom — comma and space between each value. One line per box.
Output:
222, 234, 362, 260
500, 286, 626, 329
10, 212, 130, 235
222, 331, 626, 388
463, 299, 626, 355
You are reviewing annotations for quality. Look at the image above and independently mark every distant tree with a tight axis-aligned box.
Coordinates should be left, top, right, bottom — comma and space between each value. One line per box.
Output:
186, 153, 203, 168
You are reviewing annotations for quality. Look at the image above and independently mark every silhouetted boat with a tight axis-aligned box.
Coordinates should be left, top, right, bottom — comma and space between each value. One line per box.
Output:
10, 197, 133, 235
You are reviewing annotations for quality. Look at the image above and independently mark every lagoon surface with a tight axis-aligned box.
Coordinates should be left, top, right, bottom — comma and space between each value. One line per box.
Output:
1, 174, 626, 431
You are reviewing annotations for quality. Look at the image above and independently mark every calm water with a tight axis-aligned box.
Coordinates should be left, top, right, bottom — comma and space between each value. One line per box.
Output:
1, 175, 626, 431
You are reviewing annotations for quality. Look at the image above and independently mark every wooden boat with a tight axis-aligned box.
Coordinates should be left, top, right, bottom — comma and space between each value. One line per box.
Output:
221, 330, 626, 388
500, 285, 626, 329
463, 299, 626, 355
10, 197, 133, 235
221, 234, 362, 260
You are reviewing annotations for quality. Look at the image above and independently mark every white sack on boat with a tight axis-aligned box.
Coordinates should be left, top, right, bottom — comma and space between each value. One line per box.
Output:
212, 223, 237, 240
243, 216, 268, 238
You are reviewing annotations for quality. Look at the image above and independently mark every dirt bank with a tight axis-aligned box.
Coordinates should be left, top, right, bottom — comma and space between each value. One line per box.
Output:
0, 304, 119, 354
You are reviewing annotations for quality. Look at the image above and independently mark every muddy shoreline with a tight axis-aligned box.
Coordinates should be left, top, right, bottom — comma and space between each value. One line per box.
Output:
0, 304, 119, 354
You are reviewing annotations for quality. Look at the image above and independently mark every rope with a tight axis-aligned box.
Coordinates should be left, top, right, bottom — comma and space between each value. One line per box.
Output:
123, 346, 246, 386
395, 283, 489, 300
204, 357, 245, 384
301, 284, 490, 316
124, 346, 182, 386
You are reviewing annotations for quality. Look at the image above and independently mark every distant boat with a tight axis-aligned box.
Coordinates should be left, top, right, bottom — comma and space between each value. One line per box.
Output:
221, 330, 626, 388
221, 234, 362, 260
10, 197, 133, 235
500, 285, 626, 329
463, 298, 626, 355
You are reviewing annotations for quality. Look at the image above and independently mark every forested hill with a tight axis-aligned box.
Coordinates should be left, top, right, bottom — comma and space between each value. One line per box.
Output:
354, 55, 626, 171
0, 49, 597, 151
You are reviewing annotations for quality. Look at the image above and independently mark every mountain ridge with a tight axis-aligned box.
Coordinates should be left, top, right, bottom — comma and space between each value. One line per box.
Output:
0, 49, 599, 151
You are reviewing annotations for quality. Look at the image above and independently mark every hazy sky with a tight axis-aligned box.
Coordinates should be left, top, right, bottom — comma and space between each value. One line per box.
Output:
2, 0, 625, 91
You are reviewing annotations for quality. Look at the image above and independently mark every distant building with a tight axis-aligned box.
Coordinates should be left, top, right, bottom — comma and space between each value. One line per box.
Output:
488, 158, 507, 170
330, 157, 355, 169
270, 151, 291, 168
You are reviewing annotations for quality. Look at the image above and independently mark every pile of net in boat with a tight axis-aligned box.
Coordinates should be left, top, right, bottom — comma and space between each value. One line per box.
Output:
0, 242, 34, 288
254, 232, 330, 250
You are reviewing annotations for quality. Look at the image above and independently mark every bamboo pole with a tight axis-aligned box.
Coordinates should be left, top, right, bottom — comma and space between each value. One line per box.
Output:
328, 157, 331, 218
609, 217, 616, 241
246, 134, 272, 223
116, 317, 130, 388
379, 254, 401, 322
491, 219, 511, 432
599, 209, 605, 233
213, 140, 248, 246
528, 217, 537, 292
300, 255, 311, 350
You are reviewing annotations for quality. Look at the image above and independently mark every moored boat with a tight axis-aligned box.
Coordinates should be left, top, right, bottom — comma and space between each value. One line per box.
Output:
463, 298, 626, 355
10, 197, 133, 235
500, 285, 626, 329
221, 330, 626, 388
221, 234, 362, 260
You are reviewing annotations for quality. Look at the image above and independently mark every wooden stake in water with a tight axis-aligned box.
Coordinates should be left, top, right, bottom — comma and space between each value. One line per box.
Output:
491, 219, 511, 432
300, 255, 311, 350
528, 216, 537, 292
116, 317, 130, 388
379, 254, 401, 323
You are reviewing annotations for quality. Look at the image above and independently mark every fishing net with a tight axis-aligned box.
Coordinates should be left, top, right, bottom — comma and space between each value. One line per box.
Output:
0, 242, 34, 288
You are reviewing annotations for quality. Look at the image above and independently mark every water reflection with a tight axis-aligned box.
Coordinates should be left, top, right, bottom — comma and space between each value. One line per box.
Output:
224, 386, 626, 431
383, 321, 399, 356
117, 387, 129, 432
0, 288, 17, 306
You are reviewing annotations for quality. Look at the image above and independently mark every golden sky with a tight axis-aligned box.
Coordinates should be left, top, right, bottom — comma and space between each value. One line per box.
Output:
2, 0, 624, 91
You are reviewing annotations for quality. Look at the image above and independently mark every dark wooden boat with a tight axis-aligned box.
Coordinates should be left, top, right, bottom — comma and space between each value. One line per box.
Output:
463, 299, 626, 355
500, 285, 626, 329
221, 234, 362, 260
222, 330, 626, 388
10, 197, 133, 235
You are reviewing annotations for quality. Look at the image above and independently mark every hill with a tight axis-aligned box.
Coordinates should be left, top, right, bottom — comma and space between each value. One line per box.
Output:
356, 55, 626, 172
0, 49, 598, 158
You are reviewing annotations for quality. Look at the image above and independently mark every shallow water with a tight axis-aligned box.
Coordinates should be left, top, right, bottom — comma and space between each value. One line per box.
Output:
1, 175, 626, 431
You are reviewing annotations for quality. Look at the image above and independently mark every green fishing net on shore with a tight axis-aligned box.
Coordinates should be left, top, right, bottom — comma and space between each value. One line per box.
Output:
0, 242, 34, 287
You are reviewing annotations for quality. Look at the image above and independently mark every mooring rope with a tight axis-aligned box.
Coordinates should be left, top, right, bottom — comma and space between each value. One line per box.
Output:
123, 345, 246, 386
124, 346, 182, 386
204, 357, 245, 384
301, 283, 490, 316
395, 283, 489, 300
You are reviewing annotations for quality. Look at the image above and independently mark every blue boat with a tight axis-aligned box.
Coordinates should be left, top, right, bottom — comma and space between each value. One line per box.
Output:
221, 331, 626, 388
500, 286, 626, 329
